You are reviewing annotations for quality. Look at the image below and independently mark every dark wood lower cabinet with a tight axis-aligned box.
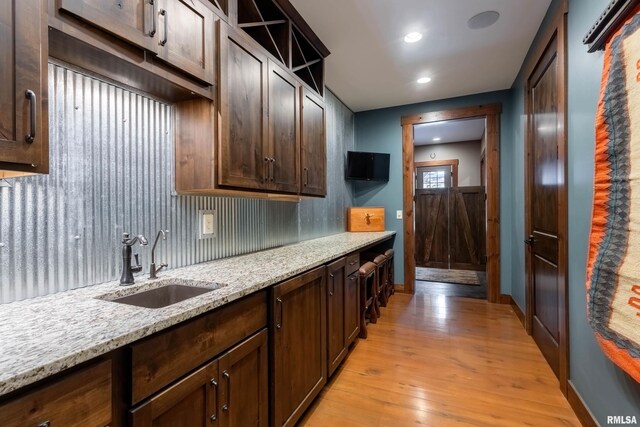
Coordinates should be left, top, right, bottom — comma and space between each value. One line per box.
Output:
271, 266, 327, 427
327, 257, 347, 376
131, 328, 268, 427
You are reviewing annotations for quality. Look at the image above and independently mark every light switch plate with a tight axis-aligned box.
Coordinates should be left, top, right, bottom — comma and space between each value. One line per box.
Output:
396, 210, 403, 219
199, 210, 216, 239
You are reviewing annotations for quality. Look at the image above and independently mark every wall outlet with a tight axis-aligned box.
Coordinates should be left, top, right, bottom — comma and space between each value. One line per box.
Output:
199, 210, 217, 239
396, 210, 403, 219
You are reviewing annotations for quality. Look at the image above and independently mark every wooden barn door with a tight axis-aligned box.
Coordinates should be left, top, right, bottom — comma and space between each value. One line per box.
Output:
415, 187, 486, 271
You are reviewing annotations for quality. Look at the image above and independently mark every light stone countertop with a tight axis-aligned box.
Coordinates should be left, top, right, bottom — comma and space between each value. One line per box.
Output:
0, 231, 395, 398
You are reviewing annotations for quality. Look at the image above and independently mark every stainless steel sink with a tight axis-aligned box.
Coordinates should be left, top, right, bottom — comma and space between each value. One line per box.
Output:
98, 279, 224, 309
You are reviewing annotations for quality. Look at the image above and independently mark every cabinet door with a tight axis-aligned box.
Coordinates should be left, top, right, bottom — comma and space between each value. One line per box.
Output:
156, 0, 216, 84
218, 329, 268, 427
0, 0, 48, 172
345, 271, 360, 345
58, 0, 157, 52
300, 87, 326, 196
219, 25, 268, 190
130, 359, 219, 427
0, 360, 112, 427
272, 266, 327, 427
268, 61, 300, 194
327, 258, 347, 377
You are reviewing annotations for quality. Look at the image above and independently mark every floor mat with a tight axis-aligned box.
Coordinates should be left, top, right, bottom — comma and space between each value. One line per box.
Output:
415, 267, 486, 286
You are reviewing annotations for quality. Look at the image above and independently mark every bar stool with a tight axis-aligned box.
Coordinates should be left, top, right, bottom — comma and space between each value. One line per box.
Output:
384, 248, 395, 299
358, 261, 377, 339
363, 252, 388, 310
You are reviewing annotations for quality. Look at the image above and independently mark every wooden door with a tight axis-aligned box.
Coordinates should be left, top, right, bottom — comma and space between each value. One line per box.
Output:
327, 258, 347, 377
156, 0, 216, 85
415, 189, 449, 269
268, 60, 300, 194
525, 29, 566, 381
57, 0, 157, 52
130, 359, 218, 427
219, 25, 268, 190
218, 329, 268, 427
271, 266, 327, 427
0, 0, 48, 173
300, 87, 326, 197
344, 271, 360, 345
450, 187, 486, 271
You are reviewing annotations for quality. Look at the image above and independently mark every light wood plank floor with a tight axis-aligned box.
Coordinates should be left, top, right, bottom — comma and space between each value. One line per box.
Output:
299, 288, 581, 426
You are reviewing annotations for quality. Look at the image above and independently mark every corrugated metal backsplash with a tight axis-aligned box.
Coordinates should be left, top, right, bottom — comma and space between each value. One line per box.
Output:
0, 64, 354, 303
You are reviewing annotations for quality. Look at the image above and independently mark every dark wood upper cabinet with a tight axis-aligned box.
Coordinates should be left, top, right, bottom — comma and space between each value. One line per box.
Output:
268, 60, 300, 194
300, 87, 326, 197
219, 24, 269, 190
0, 0, 48, 173
156, 0, 217, 85
218, 329, 269, 427
271, 266, 327, 427
57, 0, 158, 53
327, 258, 347, 376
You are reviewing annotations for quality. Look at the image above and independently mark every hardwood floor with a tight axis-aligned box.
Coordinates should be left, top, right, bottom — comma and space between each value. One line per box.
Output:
415, 280, 487, 299
299, 291, 581, 426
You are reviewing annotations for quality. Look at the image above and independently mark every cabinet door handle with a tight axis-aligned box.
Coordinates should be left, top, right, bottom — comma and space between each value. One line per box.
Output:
148, 0, 157, 37
270, 158, 275, 182
37, 422, 50, 427
276, 297, 283, 329
329, 273, 334, 296
209, 377, 218, 422
160, 9, 167, 46
222, 371, 230, 412
304, 168, 308, 186
25, 90, 36, 144
264, 157, 270, 183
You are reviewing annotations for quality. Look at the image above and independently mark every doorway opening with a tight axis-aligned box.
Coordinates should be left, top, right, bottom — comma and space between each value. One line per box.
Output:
401, 104, 501, 303
413, 118, 487, 299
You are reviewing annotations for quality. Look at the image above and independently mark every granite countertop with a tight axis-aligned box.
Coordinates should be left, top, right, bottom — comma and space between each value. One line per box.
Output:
0, 231, 395, 398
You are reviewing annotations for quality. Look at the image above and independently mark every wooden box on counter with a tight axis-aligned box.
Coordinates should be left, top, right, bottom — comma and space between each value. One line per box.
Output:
347, 207, 385, 232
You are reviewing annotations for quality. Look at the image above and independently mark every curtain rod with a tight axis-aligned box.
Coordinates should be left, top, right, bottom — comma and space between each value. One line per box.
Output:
583, 0, 640, 52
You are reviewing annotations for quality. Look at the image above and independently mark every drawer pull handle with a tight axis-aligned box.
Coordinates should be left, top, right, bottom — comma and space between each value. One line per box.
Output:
349, 260, 358, 266
25, 90, 36, 144
37, 422, 50, 427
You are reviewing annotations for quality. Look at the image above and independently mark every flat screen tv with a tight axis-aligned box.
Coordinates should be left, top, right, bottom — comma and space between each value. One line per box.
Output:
346, 151, 390, 182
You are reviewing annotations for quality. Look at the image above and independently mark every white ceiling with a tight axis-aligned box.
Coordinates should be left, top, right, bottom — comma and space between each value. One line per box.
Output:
414, 118, 485, 146
290, 0, 551, 112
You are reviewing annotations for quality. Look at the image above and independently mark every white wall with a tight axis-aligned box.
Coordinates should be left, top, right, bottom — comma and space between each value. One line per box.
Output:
414, 140, 482, 186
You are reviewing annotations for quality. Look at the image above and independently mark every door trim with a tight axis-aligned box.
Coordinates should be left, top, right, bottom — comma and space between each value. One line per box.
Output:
401, 104, 501, 301
415, 159, 459, 188
524, 8, 568, 396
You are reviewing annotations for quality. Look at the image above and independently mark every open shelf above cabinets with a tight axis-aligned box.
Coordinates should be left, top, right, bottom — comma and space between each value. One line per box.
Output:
292, 25, 324, 96
238, 0, 290, 67
236, 0, 327, 96
208, 0, 229, 17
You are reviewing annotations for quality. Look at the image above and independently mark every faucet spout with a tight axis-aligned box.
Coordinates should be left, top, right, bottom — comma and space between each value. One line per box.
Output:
150, 230, 169, 280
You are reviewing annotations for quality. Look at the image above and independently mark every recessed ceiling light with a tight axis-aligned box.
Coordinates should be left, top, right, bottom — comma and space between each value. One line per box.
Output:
433, 137, 441, 142
467, 11, 500, 30
404, 32, 423, 43
417, 77, 432, 84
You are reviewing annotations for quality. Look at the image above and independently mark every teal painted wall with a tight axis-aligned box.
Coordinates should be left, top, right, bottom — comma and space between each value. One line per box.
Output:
566, 0, 640, 421
508, 0, 640, 422
354, 90, 514, 294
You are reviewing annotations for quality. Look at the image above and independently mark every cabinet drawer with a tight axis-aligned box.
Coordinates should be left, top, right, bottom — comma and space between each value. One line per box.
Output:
130, 290, 267, 404
0, 360, 112, 427
345, 253, 360, 277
